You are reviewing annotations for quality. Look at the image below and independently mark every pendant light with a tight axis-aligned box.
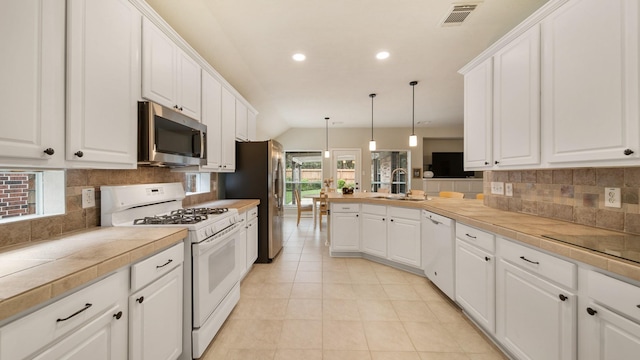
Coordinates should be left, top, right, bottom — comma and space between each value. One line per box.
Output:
324, 117, 330, 158
409, 81, 418, 147
369, 93, 377, 151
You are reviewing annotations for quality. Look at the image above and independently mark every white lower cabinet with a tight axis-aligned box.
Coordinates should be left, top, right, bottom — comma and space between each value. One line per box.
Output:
0, 271, 128, 360
246, 208, 259, 270
330, 203, 360, 253
455, 223, 495, 333
237, 213, 248, 278
129, 243, 184, 360
580, 270, 640, 360
387, 207, 421, 268
361, 205, 387, 258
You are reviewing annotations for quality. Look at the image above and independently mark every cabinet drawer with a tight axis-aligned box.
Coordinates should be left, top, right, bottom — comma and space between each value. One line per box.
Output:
0, 270, 128, 360
588, 271, 640, 323
456, 223, 495, 253
388, 206, 420, 220
361, 204, 386, 216
246, 206, 258, 220
131, 242, 184, 291
331, 203, 359, 213
498, 238, 576, 290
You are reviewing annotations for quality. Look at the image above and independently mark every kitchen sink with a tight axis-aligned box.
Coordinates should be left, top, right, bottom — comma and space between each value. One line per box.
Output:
370, 195, 428, 201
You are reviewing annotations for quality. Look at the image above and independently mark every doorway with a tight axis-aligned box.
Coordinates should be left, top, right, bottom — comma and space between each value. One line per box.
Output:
330, 149, 361, 193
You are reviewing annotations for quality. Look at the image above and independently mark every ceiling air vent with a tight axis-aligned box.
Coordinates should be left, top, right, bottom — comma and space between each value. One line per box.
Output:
440, 3, 480, 26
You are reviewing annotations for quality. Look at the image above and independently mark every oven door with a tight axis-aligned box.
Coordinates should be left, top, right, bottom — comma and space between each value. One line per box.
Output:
192, 225, 241, 328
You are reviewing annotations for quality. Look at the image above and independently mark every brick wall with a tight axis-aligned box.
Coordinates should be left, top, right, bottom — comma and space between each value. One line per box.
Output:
0, 173, 35, 219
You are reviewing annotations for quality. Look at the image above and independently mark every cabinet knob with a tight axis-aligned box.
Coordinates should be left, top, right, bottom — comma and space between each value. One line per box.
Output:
586, 307, 597, 316
113, 311, 123, 320
382, 218, 385, 221
355, 214, 359, 217
136, 296, 144, 304
484, 256, 490, 262
624, 149, 634, 156
74, 151, 84, 158
179, 107, 183, 111
43, 148, 55, 155
174, 105, 179, 109
494, 160, 500, 165
484, 161, 489, 165
390, 219, 394, 222
559, 294, 568, 301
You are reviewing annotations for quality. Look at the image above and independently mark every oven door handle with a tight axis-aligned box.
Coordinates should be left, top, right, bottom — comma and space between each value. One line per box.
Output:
194, 226, 239, 256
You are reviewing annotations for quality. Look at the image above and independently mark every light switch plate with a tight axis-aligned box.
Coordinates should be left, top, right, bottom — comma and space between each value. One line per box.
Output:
505, 183, 513, 197
605, 187, 621, 208
82, 188, 95, 208
491, 182, 504, 195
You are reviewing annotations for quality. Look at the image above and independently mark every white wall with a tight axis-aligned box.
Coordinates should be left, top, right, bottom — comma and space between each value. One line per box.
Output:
276, 125, 464, 191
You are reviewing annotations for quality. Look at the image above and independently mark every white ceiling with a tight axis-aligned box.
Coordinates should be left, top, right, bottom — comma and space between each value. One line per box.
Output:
146, 0, 549, 138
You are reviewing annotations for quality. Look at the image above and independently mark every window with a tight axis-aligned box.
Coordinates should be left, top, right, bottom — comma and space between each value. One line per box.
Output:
0, 170, 65, 223
185, 173, 211, 195
284, 151, 322, 206
371, 150, 410, 193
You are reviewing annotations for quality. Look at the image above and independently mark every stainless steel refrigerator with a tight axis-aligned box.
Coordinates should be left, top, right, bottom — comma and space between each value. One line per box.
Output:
224, 140, 284, 263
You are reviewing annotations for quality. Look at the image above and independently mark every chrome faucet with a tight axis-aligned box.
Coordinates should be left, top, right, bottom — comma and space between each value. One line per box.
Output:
390, 168, 411, 196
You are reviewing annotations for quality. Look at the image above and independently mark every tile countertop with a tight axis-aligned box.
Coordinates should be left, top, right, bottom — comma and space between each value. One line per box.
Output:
326, 192, 640, 283
0, 199, 258, 323
0, 227, 188, 322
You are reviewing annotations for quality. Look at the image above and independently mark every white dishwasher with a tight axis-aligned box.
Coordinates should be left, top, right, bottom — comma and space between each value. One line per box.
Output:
422, 210, 455, 300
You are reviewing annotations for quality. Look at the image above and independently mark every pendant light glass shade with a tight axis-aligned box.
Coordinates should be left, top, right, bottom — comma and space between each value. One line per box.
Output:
324, 117, 330, 158
369, 93, 376, 151
409, 81, 418, 147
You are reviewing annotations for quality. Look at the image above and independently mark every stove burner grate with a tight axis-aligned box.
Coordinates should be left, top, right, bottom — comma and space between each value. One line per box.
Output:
133, 214, 209, 225
171, 207, 229, 216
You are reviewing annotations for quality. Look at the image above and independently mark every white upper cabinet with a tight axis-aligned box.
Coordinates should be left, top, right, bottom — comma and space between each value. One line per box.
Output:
247, 110, 257, 141
235, 100, 248, 141
66, 0, 141, 168
493, 25, 540, 167
221, 87, 237, 172
142, 17, 201, 121
201, 71, 223, 171
463, 58, 493, 170
0, 0, 65, 168
541, 0, 639, 165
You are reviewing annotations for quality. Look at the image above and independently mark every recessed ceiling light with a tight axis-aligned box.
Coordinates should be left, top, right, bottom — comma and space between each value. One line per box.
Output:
376, 51, 390, 60
292, 53, 306, 61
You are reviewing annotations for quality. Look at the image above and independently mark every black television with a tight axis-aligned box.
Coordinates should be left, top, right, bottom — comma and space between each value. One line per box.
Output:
431, 152, 474, 178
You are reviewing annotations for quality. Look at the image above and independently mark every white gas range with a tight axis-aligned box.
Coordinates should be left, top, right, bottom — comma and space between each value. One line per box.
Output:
101, 182, 243, 359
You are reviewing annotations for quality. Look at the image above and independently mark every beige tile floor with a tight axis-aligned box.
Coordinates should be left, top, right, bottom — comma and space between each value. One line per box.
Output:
201, 217, 507, 360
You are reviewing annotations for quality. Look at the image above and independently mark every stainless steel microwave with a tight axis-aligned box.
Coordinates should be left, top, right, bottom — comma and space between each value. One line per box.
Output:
138, 101, 207, 167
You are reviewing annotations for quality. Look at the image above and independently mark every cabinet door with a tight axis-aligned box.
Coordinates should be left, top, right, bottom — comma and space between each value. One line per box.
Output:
201, 71, 223, 170
497, 259, 576, 360
235, 100, 248, 141
580, 303, 640, 360
0, 0, 65, 168
248, 110, 257, 141
32, 304, 127, 360
463, 58, 493, 170
142, 17, 177, 108
330, 212, 360, 252
388, 217, 421, 268
129, 265, 183, 360
246, 218, 258, 267
237, 225, 248, 279
220, 87, 236, 172
493, 24, 540, 167
455, 239, 495, 332
361, 213, 387, 258
66, 0, 140, 168
542, 0, 640, 164
176, 49, 201, 121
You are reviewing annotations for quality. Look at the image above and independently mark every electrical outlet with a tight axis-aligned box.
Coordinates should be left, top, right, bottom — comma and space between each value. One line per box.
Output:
605, 187, 621, 208
505, 183, 513, 197
82, 188, 95, 208
491, 182, 504, 195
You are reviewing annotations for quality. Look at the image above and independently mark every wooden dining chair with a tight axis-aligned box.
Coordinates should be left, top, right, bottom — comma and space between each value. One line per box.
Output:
476, 193, 484, 200
439, 191, 464, 199
318, 194, 329, 229
293, 190, 312, 226
410, 190, 425, 197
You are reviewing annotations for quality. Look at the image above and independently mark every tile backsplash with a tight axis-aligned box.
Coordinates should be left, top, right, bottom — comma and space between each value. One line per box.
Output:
484, 167, 640, 234
0, 168, 218, 248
